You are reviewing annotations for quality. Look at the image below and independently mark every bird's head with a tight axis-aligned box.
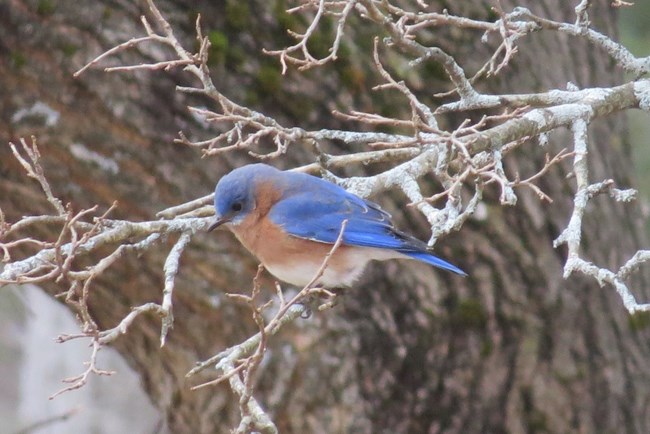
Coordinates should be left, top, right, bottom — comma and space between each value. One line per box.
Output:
208, 168, 257, 231
208, 164, 280, 232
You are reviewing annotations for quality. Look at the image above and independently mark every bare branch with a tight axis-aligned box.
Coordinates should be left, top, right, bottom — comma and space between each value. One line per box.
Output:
516, 7, 650, 74
160, 232, 193, 346
264, 0, 358, 72
49, 340, 114, 400
9, 137, 65, 215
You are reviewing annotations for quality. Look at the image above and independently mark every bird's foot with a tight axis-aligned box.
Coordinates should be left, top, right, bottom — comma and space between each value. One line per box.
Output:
307, 286, 345, 311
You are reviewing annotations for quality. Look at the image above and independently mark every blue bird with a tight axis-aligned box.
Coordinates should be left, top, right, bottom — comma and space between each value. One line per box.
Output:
208, 164, 466, 287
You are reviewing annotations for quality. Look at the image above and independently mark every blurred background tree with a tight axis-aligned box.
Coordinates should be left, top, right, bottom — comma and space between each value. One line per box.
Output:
2, 1, 650, 433
621, 3, 650, 204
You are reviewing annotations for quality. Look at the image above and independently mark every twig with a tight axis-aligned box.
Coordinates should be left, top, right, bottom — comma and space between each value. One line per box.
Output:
49, 340, 114, 399
9, 137, 65, 215
160, 232, 193, 346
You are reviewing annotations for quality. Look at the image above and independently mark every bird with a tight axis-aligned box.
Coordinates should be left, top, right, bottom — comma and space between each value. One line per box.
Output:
208, 163, 466, 287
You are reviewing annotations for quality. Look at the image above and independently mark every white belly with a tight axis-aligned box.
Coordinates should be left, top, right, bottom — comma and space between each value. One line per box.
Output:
264, 246, 403, 287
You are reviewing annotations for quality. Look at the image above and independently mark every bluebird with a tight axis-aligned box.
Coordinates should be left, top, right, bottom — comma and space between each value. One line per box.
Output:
208, 164, 466, 287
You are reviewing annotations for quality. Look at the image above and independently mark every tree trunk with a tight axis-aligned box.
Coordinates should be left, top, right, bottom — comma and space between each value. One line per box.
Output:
2, 0, 649, 433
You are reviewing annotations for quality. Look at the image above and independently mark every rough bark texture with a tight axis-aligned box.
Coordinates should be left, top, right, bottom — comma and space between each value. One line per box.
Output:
2, 0, 650, 433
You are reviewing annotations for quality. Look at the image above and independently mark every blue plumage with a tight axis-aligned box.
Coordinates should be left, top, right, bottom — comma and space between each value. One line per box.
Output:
210, 164, 466, 285
266, 167, 467, 276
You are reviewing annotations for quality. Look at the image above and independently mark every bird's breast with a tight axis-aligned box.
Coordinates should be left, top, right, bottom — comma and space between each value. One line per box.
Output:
229, 213, 381, 287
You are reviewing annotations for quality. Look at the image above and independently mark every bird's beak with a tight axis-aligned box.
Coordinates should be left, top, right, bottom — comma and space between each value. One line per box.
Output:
207, 215, 231, 232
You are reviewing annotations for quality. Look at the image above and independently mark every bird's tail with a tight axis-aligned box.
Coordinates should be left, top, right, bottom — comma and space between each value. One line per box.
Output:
405, 251, 467, 276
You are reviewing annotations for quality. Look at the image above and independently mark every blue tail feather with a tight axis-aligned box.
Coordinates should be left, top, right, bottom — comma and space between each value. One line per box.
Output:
405, 251, 467, 276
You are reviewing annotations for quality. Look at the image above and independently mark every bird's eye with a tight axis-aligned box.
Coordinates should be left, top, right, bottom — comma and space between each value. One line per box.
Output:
231, 202, 243, 212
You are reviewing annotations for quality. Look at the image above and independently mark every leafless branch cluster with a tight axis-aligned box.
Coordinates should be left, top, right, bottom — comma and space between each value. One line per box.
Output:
264, 0, 358, 73
186, 221, 346, 434
1, 141, 206, 398
553, 117, 649, 313
76, 0, 304, 160
3, 0, 650, 430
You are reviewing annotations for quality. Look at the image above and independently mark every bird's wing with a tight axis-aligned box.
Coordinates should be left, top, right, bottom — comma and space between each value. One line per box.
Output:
269, 189, 445, 251
269, 191, 409, 248
268, 188, 466, 275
